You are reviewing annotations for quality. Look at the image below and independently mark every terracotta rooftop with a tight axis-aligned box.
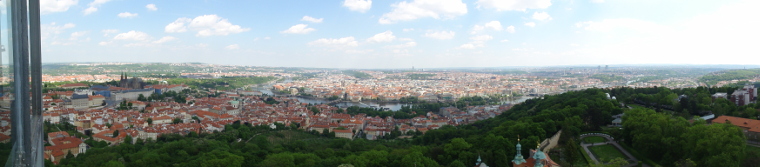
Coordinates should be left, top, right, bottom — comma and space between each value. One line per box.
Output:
713, 115, 760, 133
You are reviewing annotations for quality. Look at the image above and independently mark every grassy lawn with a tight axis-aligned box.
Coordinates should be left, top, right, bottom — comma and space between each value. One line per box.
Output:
588, 145, 628, 163
583, 136, 607, 143
627, 104, 645, 109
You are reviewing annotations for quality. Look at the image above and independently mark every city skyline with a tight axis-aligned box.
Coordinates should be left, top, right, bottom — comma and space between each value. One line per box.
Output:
32, 0, 759, 68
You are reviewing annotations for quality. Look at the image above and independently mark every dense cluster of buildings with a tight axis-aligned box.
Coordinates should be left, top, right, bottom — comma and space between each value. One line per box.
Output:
712, 84, 757, 106
274, 72, 605, 102
0, 79, 512, 163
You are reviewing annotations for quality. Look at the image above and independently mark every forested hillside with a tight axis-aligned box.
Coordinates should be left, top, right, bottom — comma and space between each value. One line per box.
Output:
700, 69, 760, 85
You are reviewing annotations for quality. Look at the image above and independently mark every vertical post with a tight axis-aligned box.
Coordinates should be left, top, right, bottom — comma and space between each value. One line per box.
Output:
10, 0, 31, 166
29, 0, 44, 166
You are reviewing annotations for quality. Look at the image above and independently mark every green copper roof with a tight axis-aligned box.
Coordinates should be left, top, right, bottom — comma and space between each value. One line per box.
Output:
533, 149, 546, 160
533, 149, 546, 167
512, 154, 526, 165
513, 141, 526, 165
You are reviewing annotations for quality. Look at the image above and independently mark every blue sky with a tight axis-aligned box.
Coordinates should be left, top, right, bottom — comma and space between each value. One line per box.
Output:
31, 0, 760, 68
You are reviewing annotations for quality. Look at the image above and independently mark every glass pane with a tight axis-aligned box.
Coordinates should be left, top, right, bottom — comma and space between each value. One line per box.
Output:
0, 0, 13, 165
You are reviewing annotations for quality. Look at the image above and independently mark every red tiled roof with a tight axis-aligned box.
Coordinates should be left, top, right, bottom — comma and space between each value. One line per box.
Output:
713, 115, 760, 133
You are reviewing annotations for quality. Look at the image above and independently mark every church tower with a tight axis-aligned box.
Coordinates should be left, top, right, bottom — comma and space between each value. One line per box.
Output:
533, 142, 546, 167
512, 138, 527, 166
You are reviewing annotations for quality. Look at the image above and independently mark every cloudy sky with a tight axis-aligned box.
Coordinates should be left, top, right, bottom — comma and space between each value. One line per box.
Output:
27, 0, 760, 68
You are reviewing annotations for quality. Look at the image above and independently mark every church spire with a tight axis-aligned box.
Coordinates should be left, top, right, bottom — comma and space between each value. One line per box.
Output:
533, 141, 547, 167
512, 136, 526, 165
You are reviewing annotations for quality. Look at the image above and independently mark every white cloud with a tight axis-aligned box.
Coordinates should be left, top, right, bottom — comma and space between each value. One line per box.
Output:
41, 0, 78, 14
345, 49, 374, 54
484, 21, 503, 31
117, 12, 138, 18
225, 44, 240, 50
404, 42, 417, 47
459, 41, 485, 49
459, 43, 476, 49
367, 31, 396, 43
343, 0, 372, 13
83, 0, 111, 15
476, 0, 551, 11
392, 41, 417, 48
83, 7, 97, 15
532, 12, 552, 21
309, 37, 358, 48
164, 15, 250, 36
500, 39, 509, 42
470, 35, 493, 41
424, 30, 455, 39
471, 21, 502, 34
152, 36, 177, 44
379, 0, 467, 24
101, 29, 118, 37
591, 0, 605, 3
113, 30, 151, 41
575, 19, 666, 33
403, 28, 415, 32
281, 24, 316, 34
69, 31, 87, 40
165, 18, 190, 33
42, 22, 76, 42
301, 16, 324, 23
43, 22, 76, 35
525, 22, 536, 27
146, 4, 157, 11
459, 35, 492, 49
254, 37, 271, 41
98, 41, 110, 46
506, 26, 515, 33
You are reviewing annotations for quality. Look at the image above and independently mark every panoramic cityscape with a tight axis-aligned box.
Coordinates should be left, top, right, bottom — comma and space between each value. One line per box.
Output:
1, 0, 760, 167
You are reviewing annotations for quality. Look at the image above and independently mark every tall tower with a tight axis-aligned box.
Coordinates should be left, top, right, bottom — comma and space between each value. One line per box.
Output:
533, 142, 546, 167
512, 137, 526, 166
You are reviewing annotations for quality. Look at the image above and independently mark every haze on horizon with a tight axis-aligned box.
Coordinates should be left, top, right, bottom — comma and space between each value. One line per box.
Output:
32, 0, 759, 68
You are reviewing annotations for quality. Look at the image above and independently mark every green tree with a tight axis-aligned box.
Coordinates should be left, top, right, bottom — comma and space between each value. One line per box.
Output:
674, 159, 697, 167
112, 130, 119, 138
65, 150, 74, 159
199, 150, 245, 167
124, 135, 133, 144
173, 118, 183, 124
259, 153, 295, 167
443, 138, 473, 164
400, 152, 439, 167
359, 150, 389, 167
447, 160, 466, 167
103, 160, 126, 167
147, 118, 153, 125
